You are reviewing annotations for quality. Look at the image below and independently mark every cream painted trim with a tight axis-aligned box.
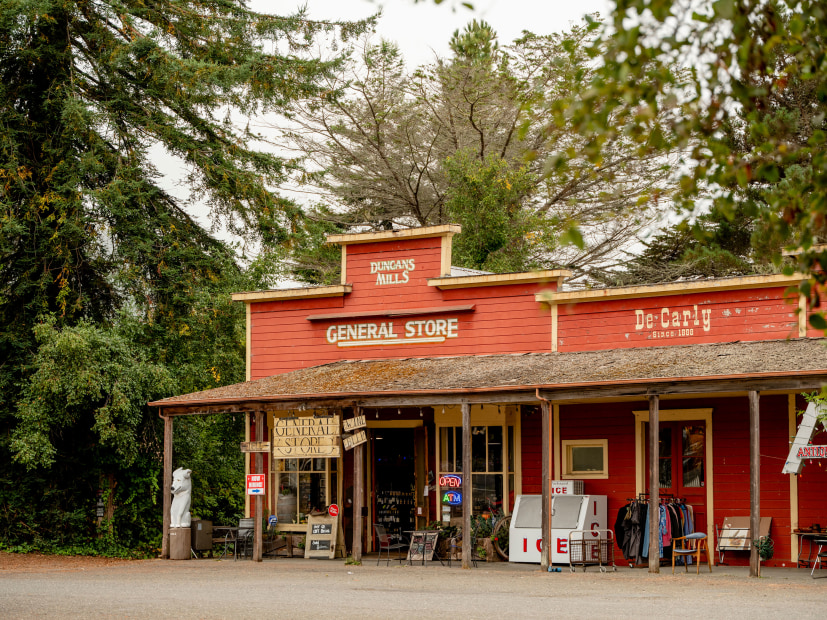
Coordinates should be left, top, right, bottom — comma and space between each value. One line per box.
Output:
244, 412, 251, 517
633, 408, 715, 559
789, 394, 799, 563
440, 235, 453, 277
538, 273, 805, 304
341, 246, 347, 284
561, 439, 609, 479
551, 304, 558, 353
799, 295, 807, 338
245, 303, 251, 382
553, 404, 561, 479
429, 270, 571, 290
366, 420, 424, 429
232, 285, 351, 303
326, 224, 461, 245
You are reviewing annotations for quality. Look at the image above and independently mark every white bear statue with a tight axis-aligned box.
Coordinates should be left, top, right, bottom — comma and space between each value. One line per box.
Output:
170, 467, 192, 528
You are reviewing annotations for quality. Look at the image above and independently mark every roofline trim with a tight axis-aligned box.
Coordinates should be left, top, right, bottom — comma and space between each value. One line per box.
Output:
326, 224, 461, 246
429, 270, 572, 290
537, 273, 805, 304
231, 285, 352, 303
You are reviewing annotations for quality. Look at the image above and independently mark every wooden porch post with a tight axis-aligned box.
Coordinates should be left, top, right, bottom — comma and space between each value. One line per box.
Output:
461, 402, 472, 569
161, 414, 173, 559
353, 407, 364, 563
540, 399, 551, 570
253, 410, 264, 562
749, 390, 761, 577
648, 394, 660, 573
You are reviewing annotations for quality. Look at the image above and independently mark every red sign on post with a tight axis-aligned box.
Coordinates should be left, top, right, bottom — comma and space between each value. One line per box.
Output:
328, 504, 339, 517
246, 474, 266, 495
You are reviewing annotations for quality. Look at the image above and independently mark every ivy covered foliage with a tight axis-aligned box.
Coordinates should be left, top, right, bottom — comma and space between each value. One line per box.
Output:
0, 0, 370, 555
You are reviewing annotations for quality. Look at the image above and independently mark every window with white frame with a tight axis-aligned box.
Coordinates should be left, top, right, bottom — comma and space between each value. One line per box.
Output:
562, 439, 608, 479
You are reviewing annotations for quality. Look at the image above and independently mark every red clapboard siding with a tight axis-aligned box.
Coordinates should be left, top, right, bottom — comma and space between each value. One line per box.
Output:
558, 401, 638, 559
710, 394, 792, 566
558, 287, 799, 352
520, 408, 542, 494
250, 291, 553, 379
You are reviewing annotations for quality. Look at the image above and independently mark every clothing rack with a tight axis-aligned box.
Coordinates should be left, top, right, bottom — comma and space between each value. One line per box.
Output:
626, 493, 686, 503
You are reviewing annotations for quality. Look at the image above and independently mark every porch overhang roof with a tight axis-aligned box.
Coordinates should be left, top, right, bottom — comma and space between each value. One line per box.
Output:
149, 339, 827, 415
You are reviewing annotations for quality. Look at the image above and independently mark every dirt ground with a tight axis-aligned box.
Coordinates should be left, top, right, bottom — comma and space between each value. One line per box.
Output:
1, 552, 825, 619
0, 552, 134, 572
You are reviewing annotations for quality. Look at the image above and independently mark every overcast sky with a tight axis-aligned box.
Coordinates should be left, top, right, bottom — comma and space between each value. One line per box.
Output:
253, 0, 613, 67
170, 0, 615, 255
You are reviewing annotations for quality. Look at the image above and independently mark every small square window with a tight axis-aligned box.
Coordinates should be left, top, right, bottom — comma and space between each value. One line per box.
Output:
562, 439, 608, 479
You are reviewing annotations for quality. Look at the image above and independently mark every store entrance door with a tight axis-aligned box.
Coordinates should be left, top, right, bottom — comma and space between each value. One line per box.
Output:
645, 421, 708, 534
372, 428, 416, 543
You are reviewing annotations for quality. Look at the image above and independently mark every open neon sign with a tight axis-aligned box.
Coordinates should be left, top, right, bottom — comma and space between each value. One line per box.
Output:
443, 491, 462, 506
439, 474, 462, 488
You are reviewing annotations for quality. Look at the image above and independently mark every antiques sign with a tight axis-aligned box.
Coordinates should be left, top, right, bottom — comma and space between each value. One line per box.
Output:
272, 416, 341, 458
797, 445, 827, 458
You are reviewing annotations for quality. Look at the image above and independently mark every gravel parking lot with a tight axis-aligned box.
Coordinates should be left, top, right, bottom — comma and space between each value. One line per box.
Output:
1, 553, 824, 619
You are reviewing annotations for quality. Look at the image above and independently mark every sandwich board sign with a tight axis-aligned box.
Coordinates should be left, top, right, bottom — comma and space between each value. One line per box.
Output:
305, 514, 345, 559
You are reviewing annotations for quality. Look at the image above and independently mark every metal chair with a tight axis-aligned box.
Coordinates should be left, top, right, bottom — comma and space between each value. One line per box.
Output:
373, 524, 407, 565
811, 539, 827, 578
232, 518, 255, 561
672, 532, 713, 574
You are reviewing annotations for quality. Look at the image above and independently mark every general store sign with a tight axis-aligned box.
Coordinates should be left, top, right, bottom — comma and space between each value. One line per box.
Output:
272, 416, 341, 458
325, 318, 459, 347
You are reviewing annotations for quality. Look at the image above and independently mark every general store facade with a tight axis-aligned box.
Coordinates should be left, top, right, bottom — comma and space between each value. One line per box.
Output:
152, 225, 827, 573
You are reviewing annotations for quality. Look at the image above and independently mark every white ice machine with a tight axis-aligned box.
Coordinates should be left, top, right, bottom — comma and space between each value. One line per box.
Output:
509, 494, 607, 564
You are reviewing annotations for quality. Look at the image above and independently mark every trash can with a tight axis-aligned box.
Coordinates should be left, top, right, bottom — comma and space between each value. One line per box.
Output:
169, 527, 191, 560
192, 520, 213, 555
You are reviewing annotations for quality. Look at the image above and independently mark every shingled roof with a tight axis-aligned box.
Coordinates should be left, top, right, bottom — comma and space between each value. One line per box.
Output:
150, 338, 827, 409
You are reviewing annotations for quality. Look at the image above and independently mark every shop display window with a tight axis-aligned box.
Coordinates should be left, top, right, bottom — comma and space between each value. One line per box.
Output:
437, 422, 516, 517
273, 458, 337, 524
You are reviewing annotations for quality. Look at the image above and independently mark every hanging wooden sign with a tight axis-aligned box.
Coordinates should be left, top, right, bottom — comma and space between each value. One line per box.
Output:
343, 415, 366, 432
271, 416, 341, 458
240, 441, 271, 453
343, 430, 367, 451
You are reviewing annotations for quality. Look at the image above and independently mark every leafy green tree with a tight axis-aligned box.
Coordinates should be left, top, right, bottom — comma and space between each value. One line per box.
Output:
0, 0, 370, 553
560, 1, 827, 315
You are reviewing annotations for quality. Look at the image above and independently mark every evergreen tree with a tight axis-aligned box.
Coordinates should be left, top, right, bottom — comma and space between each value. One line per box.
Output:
0, 0, 370, 553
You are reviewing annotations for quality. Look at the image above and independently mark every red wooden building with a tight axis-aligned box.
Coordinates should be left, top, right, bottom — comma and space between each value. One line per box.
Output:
152, 225, 827, 572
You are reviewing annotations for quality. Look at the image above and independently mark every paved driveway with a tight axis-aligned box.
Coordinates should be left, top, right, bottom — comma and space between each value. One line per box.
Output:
1, 554, 824, 619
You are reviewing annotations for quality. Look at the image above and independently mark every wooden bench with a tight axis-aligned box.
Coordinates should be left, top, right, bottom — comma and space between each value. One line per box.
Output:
715, 516, 771, 564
